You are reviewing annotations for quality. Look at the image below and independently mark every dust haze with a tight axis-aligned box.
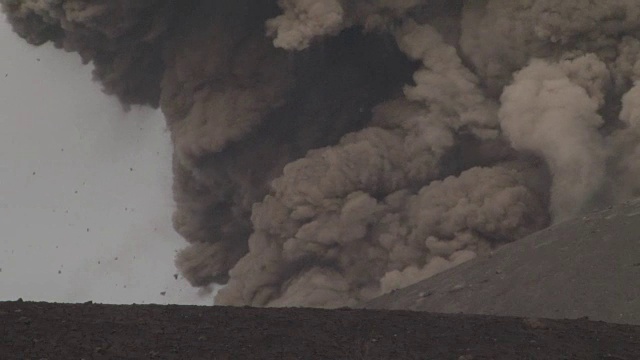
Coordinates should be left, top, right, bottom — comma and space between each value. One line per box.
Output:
3, 0, 640, 307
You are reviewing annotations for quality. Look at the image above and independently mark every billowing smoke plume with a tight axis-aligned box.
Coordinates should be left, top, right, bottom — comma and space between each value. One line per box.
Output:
3, 0, 640, 307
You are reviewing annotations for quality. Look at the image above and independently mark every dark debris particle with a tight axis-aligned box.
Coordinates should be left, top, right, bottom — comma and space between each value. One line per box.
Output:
173, 274, 178, 280
58, 270, 61, 274
160, 292, 166, 296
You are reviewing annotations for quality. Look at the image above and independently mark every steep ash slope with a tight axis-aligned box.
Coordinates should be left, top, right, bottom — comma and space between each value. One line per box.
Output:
365, 198, 640, 325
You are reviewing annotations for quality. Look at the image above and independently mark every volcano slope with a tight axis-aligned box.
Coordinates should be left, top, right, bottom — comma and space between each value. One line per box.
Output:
364, 198, 640, 326
2, 300, 640, 360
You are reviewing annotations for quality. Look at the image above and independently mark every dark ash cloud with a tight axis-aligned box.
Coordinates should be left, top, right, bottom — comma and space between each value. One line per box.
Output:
4, 0, 640, 307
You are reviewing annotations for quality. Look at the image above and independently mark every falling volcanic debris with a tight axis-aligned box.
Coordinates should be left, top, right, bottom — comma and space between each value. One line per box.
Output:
3, 0, 640, 307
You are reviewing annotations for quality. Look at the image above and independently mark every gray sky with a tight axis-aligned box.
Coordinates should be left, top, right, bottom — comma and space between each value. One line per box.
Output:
0, 19, 212, 305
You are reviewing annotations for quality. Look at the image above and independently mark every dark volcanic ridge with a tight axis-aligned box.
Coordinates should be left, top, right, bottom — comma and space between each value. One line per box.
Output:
2, 300, 640, 360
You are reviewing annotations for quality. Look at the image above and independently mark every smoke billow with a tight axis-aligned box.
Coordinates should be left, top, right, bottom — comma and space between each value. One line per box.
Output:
4, 0, 640, 307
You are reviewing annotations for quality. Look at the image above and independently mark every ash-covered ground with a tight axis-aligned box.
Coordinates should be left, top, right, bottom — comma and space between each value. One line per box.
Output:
2, 300, 639, 359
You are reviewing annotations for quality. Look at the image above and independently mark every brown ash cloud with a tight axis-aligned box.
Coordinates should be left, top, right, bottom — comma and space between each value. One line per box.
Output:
3, 0, 640, 307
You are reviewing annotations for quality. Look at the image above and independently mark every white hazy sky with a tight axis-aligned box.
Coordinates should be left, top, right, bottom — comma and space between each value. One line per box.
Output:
0, 19, 213, 305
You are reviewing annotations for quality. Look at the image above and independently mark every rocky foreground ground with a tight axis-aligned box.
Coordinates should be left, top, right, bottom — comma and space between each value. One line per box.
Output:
1, 300, 639, 359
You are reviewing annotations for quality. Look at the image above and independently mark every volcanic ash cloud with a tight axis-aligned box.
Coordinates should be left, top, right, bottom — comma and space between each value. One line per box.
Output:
3, 0, 640, 307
